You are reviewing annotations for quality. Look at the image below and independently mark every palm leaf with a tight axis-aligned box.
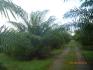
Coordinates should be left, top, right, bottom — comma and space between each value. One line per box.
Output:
9, 21, 27, 32
0, 0, 27, 20
81, 0, 93, 7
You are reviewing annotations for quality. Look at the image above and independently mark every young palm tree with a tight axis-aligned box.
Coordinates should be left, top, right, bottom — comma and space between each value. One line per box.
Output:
0, 10, 57, 59
9, 10, 55, 35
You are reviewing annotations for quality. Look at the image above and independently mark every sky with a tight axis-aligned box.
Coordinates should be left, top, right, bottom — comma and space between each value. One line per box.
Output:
0, 0, 81, 27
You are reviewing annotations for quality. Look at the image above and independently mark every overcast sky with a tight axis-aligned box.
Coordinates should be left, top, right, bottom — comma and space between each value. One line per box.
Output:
0, 0, 81, 27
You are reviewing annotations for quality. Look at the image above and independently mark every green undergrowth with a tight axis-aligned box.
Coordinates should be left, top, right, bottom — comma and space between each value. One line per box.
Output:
82, 50, 93, 62
82, 50, 93, 69
51, 48, 63, 56
0, 48, 63, 70
82, 50, 93, 64
0, 53, 52, 70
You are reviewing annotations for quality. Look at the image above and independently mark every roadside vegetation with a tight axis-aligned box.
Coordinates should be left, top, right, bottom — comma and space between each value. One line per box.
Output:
64, 0, 93, 69
0, 0, 93, 70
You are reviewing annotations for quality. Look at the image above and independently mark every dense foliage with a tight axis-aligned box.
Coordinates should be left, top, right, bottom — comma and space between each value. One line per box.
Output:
0, 10, 71, 60
74, 22, 93, 50
0, 63, 7, 70
64, 0, 93, 50
0, 0, 72, 60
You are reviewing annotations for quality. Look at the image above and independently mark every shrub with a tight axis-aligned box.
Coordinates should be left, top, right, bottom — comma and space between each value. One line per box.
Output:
28, 34, 51, 59
1, 31, 33, 60
42, 29, 71, 49
1, 31, 51, 60
0, 63, 7, 70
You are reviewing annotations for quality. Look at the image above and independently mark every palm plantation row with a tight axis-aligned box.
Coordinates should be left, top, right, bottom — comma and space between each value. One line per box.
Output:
64, 0, 93, 50
0, 0, 93, 70
0, 0, 71, 60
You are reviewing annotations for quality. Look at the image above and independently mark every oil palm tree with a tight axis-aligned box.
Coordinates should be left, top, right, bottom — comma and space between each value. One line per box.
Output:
9, 10, 56, 35
64, 0, 93, 28
64, 0, 93, 50
1, 10, 58, 59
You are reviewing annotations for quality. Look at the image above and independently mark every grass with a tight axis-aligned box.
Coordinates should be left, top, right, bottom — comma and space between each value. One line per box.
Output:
82, 50, 93, 63
0, 53, 52, 70
51, 48, 63, 56
0, 48, 63, 70
82, 50, 93, 69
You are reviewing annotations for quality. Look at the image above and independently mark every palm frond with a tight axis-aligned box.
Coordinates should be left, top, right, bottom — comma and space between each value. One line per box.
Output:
30, 10, 48, 26
81, 0, 93, 7
0, 0, 28, 20
64, 8, 79, 18
9, 21, 27, 32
